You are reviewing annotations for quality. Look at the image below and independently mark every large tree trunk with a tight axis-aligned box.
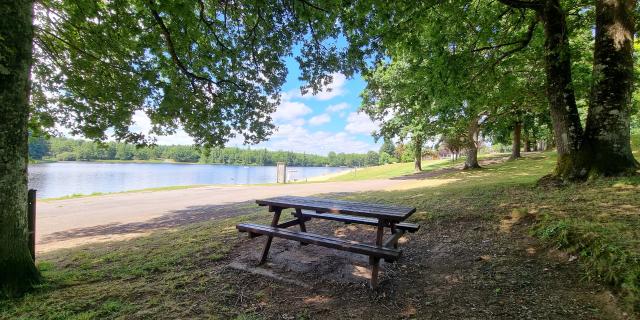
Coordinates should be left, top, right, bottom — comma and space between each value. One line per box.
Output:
510, 121, 522, 160
583, 0, 639, 176
0, 0, 39, 297
413, 135, 422, 172
463, 118, 481, 170
539, 0, 588, 179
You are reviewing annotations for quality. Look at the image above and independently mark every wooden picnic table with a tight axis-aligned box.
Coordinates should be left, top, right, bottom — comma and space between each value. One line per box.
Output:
236, 196, 419, 288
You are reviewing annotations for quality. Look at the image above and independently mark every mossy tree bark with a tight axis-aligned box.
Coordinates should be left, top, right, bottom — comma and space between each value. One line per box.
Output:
583, 0, 639, 176
510, 121, 522, 160
538, 0, 588, 179
0, 0, 40, 297
501, 0, 638, 180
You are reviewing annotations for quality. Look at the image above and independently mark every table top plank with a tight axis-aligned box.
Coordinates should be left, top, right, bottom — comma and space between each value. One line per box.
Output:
256, 196, 416, 221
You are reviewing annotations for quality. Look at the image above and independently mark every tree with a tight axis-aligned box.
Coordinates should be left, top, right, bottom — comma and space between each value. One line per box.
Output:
496, 0, 639, 179
297, 0, 638, 180
28, 135, 49, 160
362, 59, 437, 172
1, 0, 344, 296
1, 0, 40, 296
379, 138, 396, 158
365, 151, 379, 166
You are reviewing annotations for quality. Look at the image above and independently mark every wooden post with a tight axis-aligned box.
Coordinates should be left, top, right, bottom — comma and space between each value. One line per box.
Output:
259, 207, 282, 264
27, 189, 36, 261
370, 220, 385, 289
276, 162, 287, 183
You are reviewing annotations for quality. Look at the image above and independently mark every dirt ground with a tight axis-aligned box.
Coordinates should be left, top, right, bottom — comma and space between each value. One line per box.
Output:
32, 156, 630, 319
222, 214, 626, 319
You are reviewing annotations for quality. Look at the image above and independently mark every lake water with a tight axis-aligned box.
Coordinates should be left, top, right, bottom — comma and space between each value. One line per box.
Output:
28, 162, 348, 199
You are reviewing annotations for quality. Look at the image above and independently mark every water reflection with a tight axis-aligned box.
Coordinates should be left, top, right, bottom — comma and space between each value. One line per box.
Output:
28, 162, 347, 199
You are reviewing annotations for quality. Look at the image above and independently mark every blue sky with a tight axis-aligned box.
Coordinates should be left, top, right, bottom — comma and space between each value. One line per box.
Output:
137, 56, 382, 155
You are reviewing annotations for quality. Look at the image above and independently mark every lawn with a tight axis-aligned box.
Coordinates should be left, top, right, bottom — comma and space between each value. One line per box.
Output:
40, 185, 210, 202
2, 151, 640, 319
321, 153, 507, 182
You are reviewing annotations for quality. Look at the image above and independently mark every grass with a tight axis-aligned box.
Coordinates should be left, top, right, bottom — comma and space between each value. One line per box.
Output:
323, 158, 462, 182
1, 207, 269, 319
322, 153, 508, 182
28, 159, 57, 164
41, 185, 209, 201
3, 150, 640, 318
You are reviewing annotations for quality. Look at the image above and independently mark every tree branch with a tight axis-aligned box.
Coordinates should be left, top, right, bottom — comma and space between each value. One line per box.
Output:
145, 0, 243, 93
197, 0, 230, 53
471, 16, 539, 80
296, 0, 328, 13
497, 0, 544, 10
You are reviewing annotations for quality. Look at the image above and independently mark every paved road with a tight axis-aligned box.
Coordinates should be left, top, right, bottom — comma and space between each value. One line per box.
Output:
37, 179, 404, 253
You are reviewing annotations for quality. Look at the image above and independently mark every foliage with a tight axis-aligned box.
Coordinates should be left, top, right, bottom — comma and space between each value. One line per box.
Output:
29, 0, 343, 147
378, 138, 396, 160
27, 135, 48, 160
34, 137, 382, 167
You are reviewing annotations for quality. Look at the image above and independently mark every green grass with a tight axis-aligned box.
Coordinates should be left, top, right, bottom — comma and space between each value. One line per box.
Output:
322, 153, 509, 182
28, 159, 57, 164
3, 151, 640, 317
323, 158, 462, 182
0, 207, 269, 319
41, 185, 209, 201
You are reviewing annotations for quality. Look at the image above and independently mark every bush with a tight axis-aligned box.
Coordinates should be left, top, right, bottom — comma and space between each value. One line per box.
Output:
56, 152, 77, 161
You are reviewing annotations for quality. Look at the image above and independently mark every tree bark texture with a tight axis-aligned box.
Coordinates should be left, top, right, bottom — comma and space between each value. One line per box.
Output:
539, 0, 588, 179
413, 135, 423, 172
584, 0, 639, 175
464, 118, 481, 170
510, 121, 522, 160
0, 0, 40, 297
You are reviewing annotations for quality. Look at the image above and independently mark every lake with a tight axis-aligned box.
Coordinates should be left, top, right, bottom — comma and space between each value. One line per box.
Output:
28, 161, 348, 199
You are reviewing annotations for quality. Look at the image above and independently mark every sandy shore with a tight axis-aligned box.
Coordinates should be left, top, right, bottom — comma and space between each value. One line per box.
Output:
36, 179, 404, 253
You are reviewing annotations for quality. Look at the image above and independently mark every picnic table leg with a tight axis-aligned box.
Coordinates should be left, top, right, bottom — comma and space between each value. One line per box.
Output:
259, 207, 282, 264
390, 223, 398, 249
295, 208, 308, 246
370, 220, 385, 289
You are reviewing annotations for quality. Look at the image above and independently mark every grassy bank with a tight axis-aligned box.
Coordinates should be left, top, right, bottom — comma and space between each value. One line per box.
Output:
41, 185, 209, 201
2, 152, 640, 318
322, 158, 461, 181
322, 153, 508, 182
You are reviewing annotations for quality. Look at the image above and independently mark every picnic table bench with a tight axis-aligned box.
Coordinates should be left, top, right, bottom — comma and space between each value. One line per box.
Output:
236, 196, 418, 288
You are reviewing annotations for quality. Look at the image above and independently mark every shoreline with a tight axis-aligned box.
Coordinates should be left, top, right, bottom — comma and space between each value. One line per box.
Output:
30, 159, 348, 168
35, 178, 404, 253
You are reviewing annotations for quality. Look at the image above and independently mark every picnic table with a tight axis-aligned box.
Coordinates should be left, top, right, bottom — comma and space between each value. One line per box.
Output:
236, 196, 419, 288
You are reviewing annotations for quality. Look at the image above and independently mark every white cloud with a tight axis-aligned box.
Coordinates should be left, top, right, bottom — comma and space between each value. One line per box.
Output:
308, 113, 331, 126
326, 102, 349, 113
272, 100, 312, 123
345, 112, 379, 135
298, 73, 347, 101
129, 110, 196, 145
256, 125, 378, 155
154, 130, 196, 145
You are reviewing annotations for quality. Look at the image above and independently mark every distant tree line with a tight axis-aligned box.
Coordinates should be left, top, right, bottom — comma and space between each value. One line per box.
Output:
28, 137, 393, 167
